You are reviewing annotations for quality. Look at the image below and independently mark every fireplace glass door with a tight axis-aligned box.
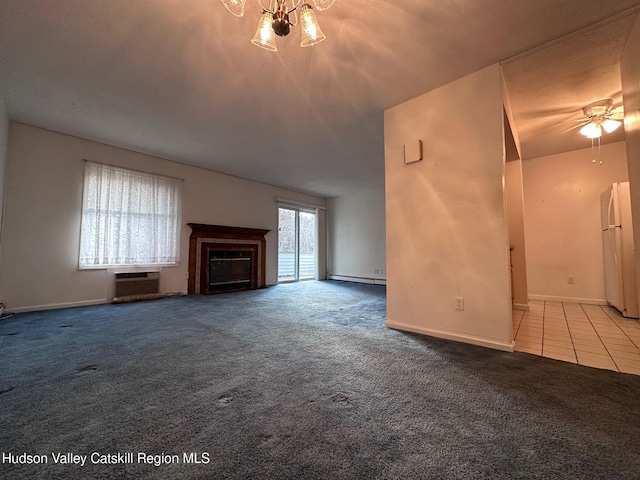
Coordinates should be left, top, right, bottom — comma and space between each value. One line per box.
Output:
208, 249, 253, 292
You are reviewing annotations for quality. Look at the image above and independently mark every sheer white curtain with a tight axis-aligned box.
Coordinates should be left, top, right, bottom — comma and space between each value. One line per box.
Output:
79, 161, 182, 268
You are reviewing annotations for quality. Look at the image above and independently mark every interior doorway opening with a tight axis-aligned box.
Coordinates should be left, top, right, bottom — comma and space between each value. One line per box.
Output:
278, 207, 316, 282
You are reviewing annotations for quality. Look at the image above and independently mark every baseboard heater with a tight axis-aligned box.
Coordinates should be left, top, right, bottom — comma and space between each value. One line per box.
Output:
113, 272, 164, 303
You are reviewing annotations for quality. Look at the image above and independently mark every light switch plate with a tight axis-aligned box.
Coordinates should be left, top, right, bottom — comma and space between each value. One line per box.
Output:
404, 139, 422, 165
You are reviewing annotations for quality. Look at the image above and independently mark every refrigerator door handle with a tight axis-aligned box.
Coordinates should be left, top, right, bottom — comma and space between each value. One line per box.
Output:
607, 188, 615, 228
606, 188, 619, 265
609, 224, 619, 265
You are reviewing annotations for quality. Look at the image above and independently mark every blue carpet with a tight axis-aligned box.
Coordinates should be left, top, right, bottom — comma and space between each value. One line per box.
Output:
1, 280, 639, 479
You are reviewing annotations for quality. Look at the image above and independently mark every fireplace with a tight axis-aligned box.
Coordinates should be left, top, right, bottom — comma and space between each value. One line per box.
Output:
188, 224, 270, 295
208, 249, 253, 292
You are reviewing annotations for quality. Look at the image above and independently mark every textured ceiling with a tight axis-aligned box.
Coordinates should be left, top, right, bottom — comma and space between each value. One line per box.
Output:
502, 12, 638, 160
1, 1, 640, 197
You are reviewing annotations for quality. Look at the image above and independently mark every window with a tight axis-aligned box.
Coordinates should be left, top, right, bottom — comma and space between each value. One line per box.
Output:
79, 161, 182, 268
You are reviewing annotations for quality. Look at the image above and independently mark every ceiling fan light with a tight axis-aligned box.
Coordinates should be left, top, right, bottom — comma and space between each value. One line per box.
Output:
251, 12, 278, 51
312, 0, 336, 11
602, 118, 622, 133
300, 4, 326, 47
580, 122, 602, 139
221, 0, 246, 17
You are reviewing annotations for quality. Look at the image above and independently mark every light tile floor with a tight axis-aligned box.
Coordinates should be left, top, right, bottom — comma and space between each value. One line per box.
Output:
513, 300, 640, 376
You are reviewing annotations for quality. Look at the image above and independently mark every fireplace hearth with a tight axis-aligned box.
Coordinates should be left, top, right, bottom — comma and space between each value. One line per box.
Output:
188, 224, 270, 295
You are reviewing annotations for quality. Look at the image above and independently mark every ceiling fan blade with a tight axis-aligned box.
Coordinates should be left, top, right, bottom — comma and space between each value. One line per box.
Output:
557, 118, 591, 124
608, 106, 624, 120
560, 121, 588, 134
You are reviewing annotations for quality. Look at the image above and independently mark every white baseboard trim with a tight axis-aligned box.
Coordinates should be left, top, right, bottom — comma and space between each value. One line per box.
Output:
328, 274, 387, 286
8, 299, 110, 313
384, 320, 514, 352
512, 303, 529, 311
528, 295, 607, 305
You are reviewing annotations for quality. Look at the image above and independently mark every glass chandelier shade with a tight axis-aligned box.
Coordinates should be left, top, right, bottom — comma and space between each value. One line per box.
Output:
221, 0, 247, 17
312, 0, 335, 10
299, 4, 326, 47
251, 11, 278, 51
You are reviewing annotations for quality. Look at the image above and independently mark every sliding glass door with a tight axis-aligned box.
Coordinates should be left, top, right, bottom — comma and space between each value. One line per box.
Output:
278, 207, 316, 282
298, 210, 315, 280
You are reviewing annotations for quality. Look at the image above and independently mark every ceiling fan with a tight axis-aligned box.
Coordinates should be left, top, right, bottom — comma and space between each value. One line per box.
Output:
572, 98, 624, 139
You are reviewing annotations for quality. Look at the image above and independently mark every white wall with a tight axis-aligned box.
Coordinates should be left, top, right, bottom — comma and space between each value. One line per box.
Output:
522, 141, 629, 303
326, 188, 386, 284
505, 159, 528, 308
621, 13, 640, 312
0, 123, 326, 311
384, 64, 513, 351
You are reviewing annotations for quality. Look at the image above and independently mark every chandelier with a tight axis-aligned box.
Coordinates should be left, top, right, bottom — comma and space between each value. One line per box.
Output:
220, 0, 336, 51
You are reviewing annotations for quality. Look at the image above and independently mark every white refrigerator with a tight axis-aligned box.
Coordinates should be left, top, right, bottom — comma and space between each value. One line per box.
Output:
601, 182, 639, 318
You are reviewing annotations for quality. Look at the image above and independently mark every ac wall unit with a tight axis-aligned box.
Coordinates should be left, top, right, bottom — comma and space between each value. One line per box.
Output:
114, 272, 160, 298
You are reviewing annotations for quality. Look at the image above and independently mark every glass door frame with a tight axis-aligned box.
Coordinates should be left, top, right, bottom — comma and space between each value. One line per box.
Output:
278, 206, 316, 283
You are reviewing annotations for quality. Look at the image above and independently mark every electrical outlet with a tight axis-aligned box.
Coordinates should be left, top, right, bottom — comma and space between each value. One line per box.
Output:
455, 297, 464, 311
567, 275, 575, 285
184, 272, 189, 279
